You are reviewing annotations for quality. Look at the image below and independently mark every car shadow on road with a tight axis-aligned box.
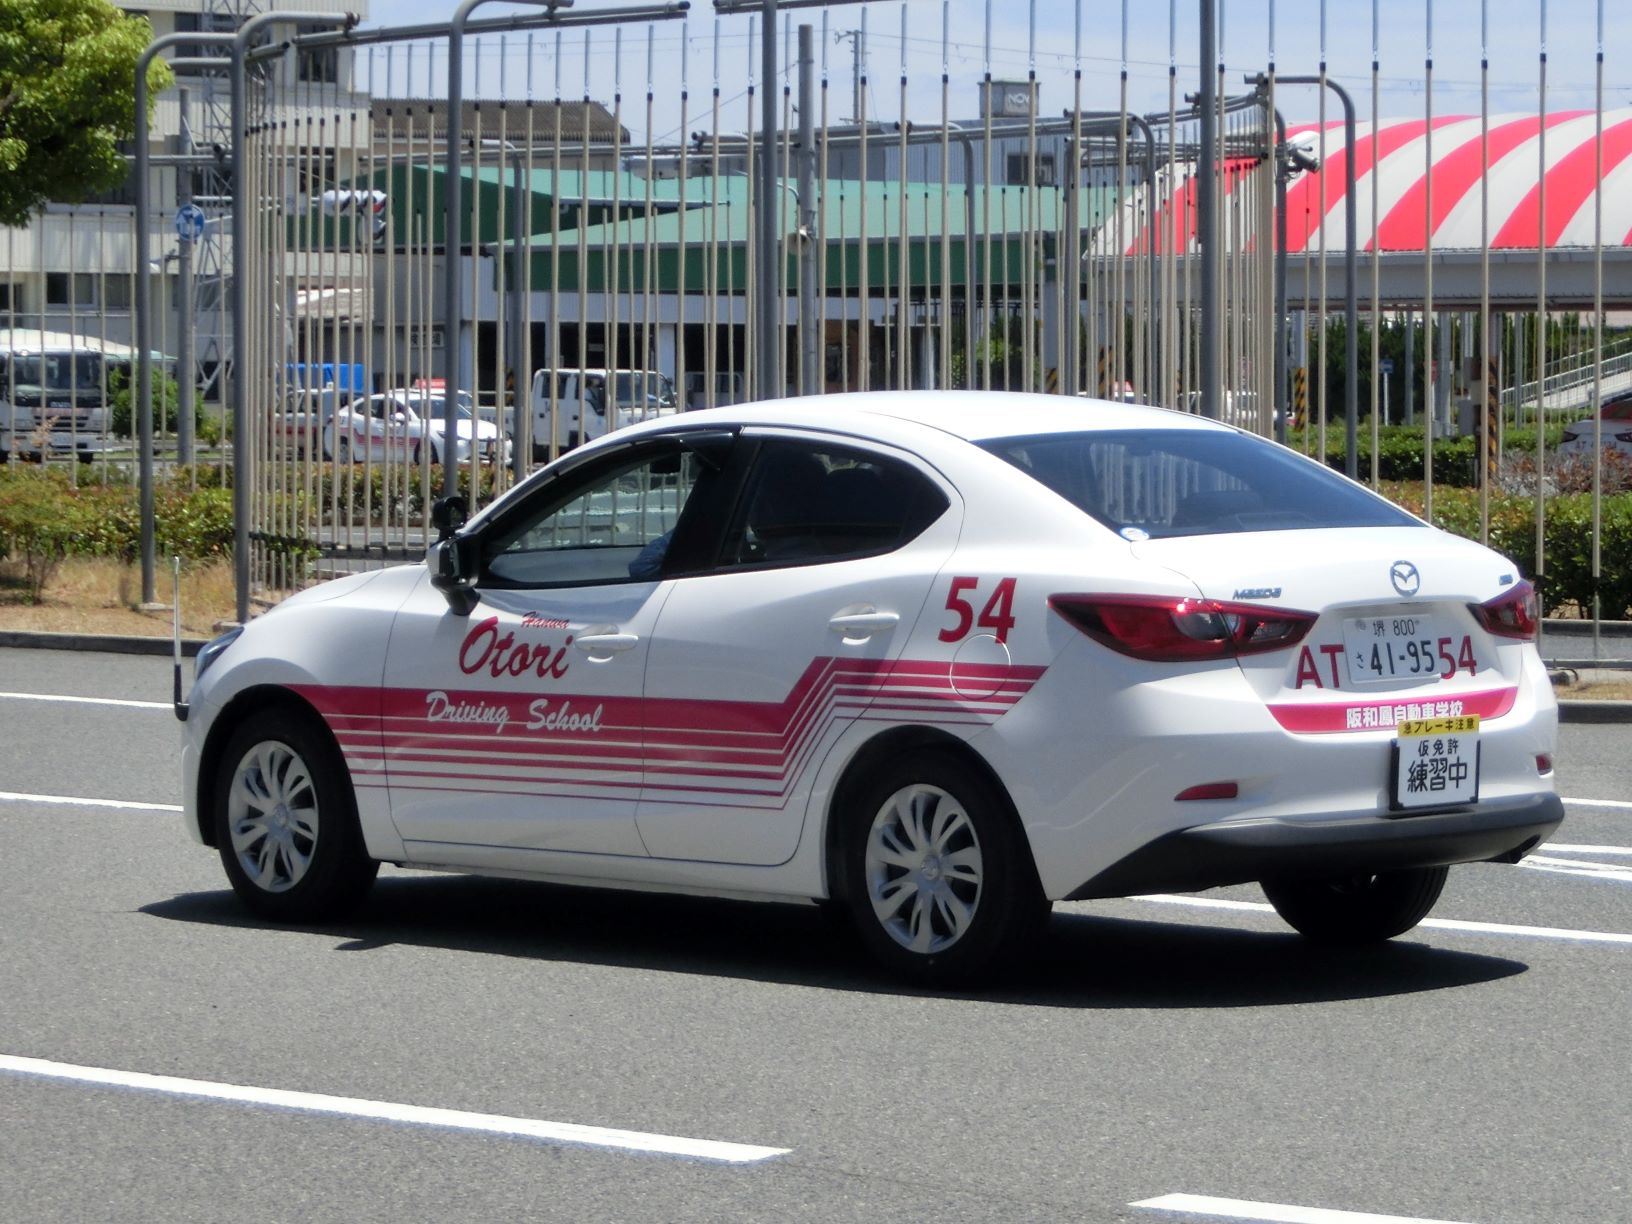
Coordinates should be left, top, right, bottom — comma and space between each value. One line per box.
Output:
143, 872, 1527, 1009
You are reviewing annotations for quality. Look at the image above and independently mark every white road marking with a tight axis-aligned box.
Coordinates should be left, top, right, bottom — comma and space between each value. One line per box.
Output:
1561, 797, 1632, 810
0, 1054, 789, 1164
1518, 856, 1632, 884
1130, 1192, 1473, 1224
0, 790, 182, 814
0, 690, 170, 711
1131, 894, 1632, 945
1545, 843, 1632, 855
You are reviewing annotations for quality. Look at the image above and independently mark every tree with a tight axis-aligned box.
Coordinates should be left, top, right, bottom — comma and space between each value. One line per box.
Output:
0, 0, 170, 227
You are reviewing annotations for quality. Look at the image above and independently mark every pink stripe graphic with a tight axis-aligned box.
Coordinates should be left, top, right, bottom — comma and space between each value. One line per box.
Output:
1267, 687, 1517, 734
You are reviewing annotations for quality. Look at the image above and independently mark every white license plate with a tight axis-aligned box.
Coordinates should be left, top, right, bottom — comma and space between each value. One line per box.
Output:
1392, 715, 1480, 810
1343, 614, 1453, 684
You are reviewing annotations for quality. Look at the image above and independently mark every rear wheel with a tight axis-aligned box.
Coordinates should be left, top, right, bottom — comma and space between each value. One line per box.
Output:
836, 749, 1046, 985
1261, 866, 1449, 944
213, 708, 377, 922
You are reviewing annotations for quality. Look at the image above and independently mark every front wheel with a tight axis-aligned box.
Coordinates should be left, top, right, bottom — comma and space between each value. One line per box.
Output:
1261, 866, 1449, 944
836, 749, 1047, 986
213, 708, 378, 922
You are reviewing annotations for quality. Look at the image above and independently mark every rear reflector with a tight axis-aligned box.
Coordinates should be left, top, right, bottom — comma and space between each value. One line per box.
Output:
1175, 782, 1239, 801
1470, 579, 1539, 640
1536, 754, 1553, 774
1049, 593, 1315, 662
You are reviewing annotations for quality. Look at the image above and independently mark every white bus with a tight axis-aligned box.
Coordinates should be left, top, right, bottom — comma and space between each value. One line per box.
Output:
0, 330, 141, 462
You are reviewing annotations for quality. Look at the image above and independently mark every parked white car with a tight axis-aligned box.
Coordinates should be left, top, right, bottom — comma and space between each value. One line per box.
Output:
1556, 392, 1632, 459
181, 391, 1561, 984
323, 390, 510, 465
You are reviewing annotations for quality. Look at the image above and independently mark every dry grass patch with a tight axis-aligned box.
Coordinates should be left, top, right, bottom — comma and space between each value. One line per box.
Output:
0, 557, 242, 637
1558, 678, 1632, 702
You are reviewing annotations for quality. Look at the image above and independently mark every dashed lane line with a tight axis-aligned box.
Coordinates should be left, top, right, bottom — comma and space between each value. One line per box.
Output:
0, 790, 182, 813
1131, 894, 1632, 945
0, 691, 171, 711
0, 1054, 789, 1164
1131, 1192, 1473, 1224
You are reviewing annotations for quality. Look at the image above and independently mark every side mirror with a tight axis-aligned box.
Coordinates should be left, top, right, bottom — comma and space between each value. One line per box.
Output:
431, 494, 468, 541
427, 533, 480, 616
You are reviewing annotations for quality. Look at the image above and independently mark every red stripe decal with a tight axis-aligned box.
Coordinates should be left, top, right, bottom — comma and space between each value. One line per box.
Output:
1267, 687, 1517, 734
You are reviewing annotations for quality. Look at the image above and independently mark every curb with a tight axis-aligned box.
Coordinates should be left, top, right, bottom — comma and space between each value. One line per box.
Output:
1543, 618, 1632, 638
0, 630, 204, 657
2, 630, 1629, 721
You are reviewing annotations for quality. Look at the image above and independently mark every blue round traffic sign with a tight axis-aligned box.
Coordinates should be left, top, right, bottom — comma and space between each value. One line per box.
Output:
175, 204, 206, 243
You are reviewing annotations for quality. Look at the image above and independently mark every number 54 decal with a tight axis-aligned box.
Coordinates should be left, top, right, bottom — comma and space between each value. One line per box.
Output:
939, 576, 1018, 644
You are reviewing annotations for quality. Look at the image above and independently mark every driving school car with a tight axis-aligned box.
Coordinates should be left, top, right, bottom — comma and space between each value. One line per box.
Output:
178, 391, 1562, 984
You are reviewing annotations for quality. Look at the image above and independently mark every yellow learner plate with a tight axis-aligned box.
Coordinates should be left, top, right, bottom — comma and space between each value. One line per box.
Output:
1398, 715, 1480, 737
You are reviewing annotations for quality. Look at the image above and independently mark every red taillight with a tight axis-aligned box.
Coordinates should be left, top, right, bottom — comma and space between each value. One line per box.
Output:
1048, 593, 1316, 661
1175, 782, 1240, 801
1471, 580, 1539, 640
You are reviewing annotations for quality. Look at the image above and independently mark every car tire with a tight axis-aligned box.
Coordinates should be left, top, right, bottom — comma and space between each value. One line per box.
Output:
212, 708, 378, 923
836, 749, 1047, 986
1261, 866, 1449, 945
335, 435, 351, 465
410, 440, 422, 465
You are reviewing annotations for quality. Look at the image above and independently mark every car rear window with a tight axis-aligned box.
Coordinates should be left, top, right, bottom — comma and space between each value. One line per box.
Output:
980, 429, 1421, 539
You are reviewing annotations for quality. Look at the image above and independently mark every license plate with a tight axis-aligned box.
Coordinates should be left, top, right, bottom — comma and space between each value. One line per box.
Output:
1343, 614, 1458, 684
1391, 715, 1480, 811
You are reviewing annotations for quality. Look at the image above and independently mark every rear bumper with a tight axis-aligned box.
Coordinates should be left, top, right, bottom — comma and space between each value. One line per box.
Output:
1065, 792, 1564, 900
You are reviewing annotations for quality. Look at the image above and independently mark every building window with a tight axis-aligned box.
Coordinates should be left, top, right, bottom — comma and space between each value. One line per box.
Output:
0, 282, 21, 313
1005, 152, 1057, 188
46, 273, 97, 309
103, 276, 133, 312
297, 24, 339, 85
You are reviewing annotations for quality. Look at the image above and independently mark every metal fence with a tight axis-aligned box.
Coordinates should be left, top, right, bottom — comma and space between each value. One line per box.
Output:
4, 1, 1629, 647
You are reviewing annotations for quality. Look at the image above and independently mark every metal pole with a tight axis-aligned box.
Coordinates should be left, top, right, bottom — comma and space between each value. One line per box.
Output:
445, 1, 563, 500
1273, 108, 1289, 444
1274, 74, 1358, 476
509, 150, 527, 483
135, 35, 235, 607
177, 87, 196, 469
232, 12, 354, 624
797, 23, 818, 396
757, 0, 779, 399
1197, 0, 1220, 418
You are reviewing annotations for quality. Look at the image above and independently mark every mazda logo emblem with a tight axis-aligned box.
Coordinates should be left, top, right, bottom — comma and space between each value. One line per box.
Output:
1390, 561, 1421, 596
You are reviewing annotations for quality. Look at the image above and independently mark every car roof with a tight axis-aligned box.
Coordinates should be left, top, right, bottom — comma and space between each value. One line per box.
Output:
624, 390, 1236, 447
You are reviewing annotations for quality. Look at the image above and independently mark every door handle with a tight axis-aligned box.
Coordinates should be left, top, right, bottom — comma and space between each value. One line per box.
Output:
828, 610, 900, 641
574, 632, 639, 656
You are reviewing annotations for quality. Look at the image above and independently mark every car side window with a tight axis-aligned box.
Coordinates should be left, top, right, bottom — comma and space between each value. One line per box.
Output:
719, 439, 946, 568
483, 446, 706, 588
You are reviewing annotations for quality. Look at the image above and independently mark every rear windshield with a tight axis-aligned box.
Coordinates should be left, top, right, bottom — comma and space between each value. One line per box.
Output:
980, 429, 1421, 540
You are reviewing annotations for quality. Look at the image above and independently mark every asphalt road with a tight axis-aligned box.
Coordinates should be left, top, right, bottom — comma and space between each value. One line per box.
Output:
1, 648, 1628, 1224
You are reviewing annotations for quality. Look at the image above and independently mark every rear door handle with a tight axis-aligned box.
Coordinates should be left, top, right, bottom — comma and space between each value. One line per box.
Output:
828, 610, 900, 641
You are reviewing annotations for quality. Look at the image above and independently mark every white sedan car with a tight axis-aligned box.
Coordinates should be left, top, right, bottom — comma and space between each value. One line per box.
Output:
1556, 392, 1632, 460
180, 392, 1561, 984
323, 390, 509, 465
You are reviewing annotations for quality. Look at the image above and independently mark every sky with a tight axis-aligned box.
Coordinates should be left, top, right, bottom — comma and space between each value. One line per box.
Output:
355, 1, 1630, 143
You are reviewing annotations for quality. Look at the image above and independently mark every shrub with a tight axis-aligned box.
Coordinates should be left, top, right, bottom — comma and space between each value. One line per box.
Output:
0, 469, 96, 600
107, 367, 205, 441
1379, 482, 1632, 617
1291, 424, 1565, 487
0, 468, 241, 597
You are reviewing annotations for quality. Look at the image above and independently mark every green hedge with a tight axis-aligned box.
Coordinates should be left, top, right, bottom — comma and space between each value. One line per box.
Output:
1381, 482, 1632, 618
1289, 424, 1565, 486
7, 463, 1629, 618
0, 467, 234, 601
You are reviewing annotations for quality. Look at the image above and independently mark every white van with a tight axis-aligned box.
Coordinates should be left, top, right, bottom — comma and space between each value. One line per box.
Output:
528, 367, 679, 456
